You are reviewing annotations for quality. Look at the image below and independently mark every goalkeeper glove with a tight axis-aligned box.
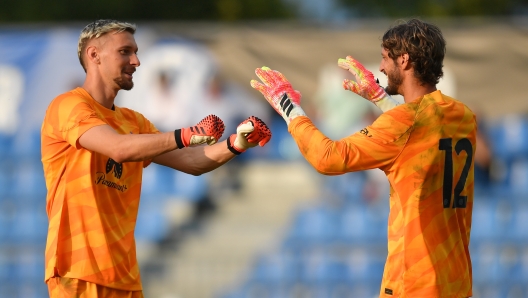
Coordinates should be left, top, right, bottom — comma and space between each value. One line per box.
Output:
337, 56, 400, 112
250, 67, 306, 125
174, 115, 225, 149
227, 116, 272, 155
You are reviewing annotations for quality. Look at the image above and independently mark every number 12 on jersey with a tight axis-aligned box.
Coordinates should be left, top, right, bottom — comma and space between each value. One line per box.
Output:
439, 138, 473, 209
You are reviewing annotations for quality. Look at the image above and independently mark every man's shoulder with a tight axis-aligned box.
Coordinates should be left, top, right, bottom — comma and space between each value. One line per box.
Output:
48, 88, 92, 110
115, 105, 146, 121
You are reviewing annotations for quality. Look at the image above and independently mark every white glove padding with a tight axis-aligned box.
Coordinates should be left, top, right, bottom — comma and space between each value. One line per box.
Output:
234, 122, 257, 150
227, 116, 272, 155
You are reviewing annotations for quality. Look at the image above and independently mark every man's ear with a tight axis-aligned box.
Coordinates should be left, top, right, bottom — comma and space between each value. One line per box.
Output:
401, 53, 411, 69
86, 45, 100, 65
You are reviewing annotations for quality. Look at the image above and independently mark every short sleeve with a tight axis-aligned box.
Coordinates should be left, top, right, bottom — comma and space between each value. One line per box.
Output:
133, 110, 160, 135
50, 95, 107, 149
131, 110, 160, 168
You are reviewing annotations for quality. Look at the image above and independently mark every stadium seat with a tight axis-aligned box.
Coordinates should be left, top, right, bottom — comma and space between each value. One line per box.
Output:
510, 200, 528, 242
135, 203, 169, 243
141, 163, 209, 203
322, 171, 366, 202
0, 201, 15, 246
172, 170, 209, 202
286, 206, 340, 244
10, 157, 47, 198
470, 199, 496, 242
141, 164, 175, 198
0, 133, 12, 156
0, 162, 10, 197
471, 243, 500, 283
10, 205, 48, 245
10, 129, 42, 158
488, 115, 528, 161
250, 252, 300, 283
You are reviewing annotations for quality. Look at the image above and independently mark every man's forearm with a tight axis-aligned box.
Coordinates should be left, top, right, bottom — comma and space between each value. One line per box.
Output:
153, 140, 236, 176
116, 132, 177, 163
79, 125, 177, 163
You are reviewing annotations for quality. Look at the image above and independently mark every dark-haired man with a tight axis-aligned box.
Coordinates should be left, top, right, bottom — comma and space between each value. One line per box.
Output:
251, 19, 475, 297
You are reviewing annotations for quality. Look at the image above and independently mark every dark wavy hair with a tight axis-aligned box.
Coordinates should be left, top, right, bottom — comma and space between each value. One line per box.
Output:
381, 19, 445, 86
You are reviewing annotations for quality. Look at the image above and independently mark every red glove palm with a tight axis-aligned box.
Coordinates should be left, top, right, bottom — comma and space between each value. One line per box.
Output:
227, 116, 272, 155
175, 115, 225, 149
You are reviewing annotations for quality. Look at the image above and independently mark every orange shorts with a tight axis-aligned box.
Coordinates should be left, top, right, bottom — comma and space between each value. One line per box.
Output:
47, 277, 144, 298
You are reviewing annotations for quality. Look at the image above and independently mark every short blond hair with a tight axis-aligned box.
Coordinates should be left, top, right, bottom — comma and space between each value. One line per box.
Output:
77, 19, 136, 72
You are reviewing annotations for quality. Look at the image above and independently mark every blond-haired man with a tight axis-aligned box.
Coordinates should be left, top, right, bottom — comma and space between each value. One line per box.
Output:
41, 19, 271, 297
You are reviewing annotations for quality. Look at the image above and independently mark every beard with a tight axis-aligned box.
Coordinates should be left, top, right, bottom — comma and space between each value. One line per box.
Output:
385, 65, 403, 96
114, 76, 134, 91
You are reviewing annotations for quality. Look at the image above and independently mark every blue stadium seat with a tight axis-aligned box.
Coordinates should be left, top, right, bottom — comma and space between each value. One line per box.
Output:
0, 201, 15, 246
287, 206, 340, 244
14, 249, 45, 285
10, 129, 42, 158
471, 199, 496, 242
0, 133, 13, 156
141, 164, 175, 198
172, 170, 209, 202
10, 157, 47, 198
0, 161, 11, 197
323, 171, 367, 202
10, 205, 48, 245
141, 163, 209, 203
494, 199, 516, 242
250, 252, 300, 283
339, 207, 368, 242
0, 250, 11, 285
510, 200, 528, 242
339, 205, 387, 244
488, 115, 528, 161
343, 246, 385, 283
134, 203, 169, 243
471, 243, 500, 283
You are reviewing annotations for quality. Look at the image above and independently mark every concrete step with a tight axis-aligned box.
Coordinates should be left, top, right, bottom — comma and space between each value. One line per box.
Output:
144, 160, 321, 298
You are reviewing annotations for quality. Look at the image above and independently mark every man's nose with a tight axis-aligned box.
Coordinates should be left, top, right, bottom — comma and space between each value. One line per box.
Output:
131, 54, 140, 67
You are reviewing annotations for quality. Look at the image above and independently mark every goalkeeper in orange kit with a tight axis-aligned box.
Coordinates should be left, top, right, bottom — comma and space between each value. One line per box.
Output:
42, 19, 272, 298
251, 19, 476, 298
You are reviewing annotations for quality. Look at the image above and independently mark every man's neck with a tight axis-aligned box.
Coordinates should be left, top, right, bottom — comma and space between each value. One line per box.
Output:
401, 77, 437, 103
82, 77, 118, 110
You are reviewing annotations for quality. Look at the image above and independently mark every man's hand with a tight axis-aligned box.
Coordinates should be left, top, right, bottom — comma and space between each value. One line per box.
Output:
227, 116, 272, 155
174, 115, 225, 149
250, 66, 306, 125
337, 56, 399, 112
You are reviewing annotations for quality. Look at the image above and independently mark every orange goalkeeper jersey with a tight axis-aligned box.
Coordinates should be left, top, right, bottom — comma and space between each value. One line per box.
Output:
289, 90, 475, 298
41, 87, 159, 291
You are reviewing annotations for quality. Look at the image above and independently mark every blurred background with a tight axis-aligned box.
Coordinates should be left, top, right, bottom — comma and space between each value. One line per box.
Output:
1, 0, 528, 297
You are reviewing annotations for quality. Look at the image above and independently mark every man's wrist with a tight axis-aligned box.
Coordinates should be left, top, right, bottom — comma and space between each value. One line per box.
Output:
374, 96, 400, 113
174, 129, 185, 149
227, 135, 243, 155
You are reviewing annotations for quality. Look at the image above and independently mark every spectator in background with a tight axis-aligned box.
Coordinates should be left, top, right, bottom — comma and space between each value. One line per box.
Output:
313, 63, 380, 139
313, 63, 388, 205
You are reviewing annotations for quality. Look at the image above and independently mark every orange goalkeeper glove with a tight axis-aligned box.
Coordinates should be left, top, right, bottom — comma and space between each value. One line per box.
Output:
174, 115, 225, 149
338, 56, 400, 112
227, 116, 272, 155
250, 67, 306, 125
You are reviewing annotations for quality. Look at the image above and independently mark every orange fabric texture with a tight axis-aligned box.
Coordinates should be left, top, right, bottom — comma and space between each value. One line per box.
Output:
288, 90, 476, 298
41, 88, 159, 291
47, 277, 144, 298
